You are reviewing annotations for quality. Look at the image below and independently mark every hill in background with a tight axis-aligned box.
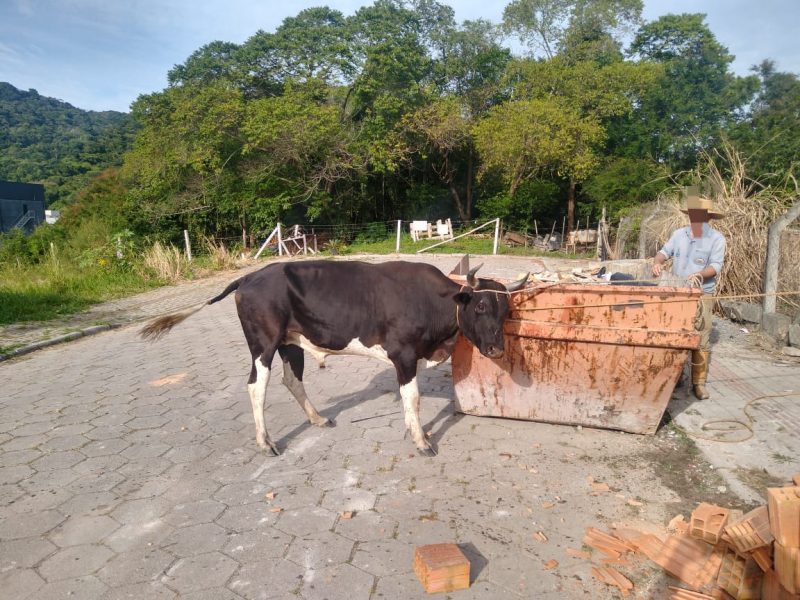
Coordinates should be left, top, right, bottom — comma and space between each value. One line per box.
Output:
0, 82, 137, 206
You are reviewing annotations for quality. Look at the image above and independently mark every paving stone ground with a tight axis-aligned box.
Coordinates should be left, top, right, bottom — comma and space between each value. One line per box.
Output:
1, 254, 799, 599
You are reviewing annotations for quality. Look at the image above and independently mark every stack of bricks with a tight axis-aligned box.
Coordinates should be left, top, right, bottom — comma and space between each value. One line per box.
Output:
768, 486, 800, 598
626, 474, 800, 599
413, 543, 471, 594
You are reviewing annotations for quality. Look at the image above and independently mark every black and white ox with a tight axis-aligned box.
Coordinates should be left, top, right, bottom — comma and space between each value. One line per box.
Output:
141, 260, 527, 456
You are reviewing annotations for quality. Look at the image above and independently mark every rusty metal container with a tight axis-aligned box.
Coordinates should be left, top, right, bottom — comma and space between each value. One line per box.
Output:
451, 282, 702, 434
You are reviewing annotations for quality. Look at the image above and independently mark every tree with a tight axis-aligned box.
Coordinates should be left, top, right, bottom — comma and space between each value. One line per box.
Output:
503, 56, 658, 228
473, 97, 604, 200
123, 82, 246, 236
167, 41, 243, 88
729, 60, 800, 184
271, 7, 355, 84
624, 13, 758, 170
401, 97, 474, 220
502, 0, 642, 60
241, 80, 366, 222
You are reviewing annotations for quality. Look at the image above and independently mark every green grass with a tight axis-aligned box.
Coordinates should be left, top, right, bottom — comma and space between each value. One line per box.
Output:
0, 263, 157, 325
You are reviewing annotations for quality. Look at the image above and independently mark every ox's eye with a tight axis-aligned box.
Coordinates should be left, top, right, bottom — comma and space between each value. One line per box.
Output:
475, 301, 487, 314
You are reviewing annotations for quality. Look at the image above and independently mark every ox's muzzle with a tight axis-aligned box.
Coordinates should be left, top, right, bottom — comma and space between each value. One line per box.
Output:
483, 344, 504, 359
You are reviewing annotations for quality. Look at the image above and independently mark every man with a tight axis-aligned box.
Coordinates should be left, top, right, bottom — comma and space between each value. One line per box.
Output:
652, 187, 726, 400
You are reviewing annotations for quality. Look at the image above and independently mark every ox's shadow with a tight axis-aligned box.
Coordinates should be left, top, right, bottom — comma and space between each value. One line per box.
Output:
272, 363, 460, 454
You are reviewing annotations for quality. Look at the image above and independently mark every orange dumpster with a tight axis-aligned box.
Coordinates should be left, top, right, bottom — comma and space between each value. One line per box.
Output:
451, 281, 702, 434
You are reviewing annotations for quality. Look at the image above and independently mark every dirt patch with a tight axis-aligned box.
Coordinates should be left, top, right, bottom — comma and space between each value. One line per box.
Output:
734, 466, 787, 500
644, 422, 750, 515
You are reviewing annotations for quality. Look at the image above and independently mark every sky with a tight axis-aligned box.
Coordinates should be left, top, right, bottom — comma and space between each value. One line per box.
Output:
1, 0, 798, 113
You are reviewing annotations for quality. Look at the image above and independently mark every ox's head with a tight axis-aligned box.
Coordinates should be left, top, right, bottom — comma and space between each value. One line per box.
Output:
454, 265, 528, 359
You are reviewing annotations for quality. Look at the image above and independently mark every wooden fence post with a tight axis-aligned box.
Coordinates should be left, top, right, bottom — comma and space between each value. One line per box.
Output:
396, 220, 402, 253
183, 230, 192, 262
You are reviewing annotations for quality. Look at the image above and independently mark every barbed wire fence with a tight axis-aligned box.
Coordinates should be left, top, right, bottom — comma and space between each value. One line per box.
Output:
194, 217, 611, 258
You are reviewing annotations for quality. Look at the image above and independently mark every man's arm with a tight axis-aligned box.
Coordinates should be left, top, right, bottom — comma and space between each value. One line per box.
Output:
652, 232, 677, 277
652, 250, 668, 276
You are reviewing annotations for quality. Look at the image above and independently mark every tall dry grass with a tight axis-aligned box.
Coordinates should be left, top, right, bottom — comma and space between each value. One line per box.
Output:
140, 242, 189, 283
203, 238, 240, 271
627, 143, 797, 308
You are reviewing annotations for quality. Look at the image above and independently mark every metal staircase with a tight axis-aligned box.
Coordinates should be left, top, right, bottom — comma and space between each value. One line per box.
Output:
11, 210, 34, 230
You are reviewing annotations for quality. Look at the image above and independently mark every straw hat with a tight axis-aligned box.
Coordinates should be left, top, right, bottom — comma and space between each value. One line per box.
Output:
680, 186, 724, 219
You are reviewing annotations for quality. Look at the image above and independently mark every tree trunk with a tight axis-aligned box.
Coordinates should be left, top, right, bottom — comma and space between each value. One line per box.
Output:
465, 149, 474, 220
449, 185, 467, 222
567, 179, 576, 232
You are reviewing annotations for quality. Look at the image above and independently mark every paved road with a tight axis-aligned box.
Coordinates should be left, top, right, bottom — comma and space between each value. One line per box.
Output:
1, 254, 798, 599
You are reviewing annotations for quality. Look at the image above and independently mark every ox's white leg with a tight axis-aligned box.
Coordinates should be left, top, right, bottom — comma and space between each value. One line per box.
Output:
247, 357, 279, 455
400, 377, 434, 456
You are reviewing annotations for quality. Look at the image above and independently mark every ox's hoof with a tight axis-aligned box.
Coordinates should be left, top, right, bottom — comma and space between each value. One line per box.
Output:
257, 438, 281, 456
313, 417, 334, 428
417, 445, 437, 457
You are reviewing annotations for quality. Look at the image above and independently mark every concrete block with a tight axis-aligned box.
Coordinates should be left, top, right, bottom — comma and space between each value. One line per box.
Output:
789, 323, 800, 348
721, 301, 763, 324
763, 313, 792, 346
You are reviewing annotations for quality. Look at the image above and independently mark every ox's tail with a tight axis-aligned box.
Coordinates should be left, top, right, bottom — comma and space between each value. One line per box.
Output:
139, 277, 243, 342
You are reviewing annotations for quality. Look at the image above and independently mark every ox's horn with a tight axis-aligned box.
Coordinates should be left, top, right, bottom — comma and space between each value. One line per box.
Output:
466, 263, 483, 287
505, 273, 530, 292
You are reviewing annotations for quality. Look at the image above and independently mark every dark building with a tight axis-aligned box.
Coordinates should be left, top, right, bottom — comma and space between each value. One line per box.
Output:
0, 180, 46, 234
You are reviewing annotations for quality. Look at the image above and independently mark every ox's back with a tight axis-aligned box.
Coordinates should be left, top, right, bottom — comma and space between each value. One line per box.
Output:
235, 260, 459, 355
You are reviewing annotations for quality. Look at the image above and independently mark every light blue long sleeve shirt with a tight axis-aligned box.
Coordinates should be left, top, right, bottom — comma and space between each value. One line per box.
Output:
658, 223, 726, 294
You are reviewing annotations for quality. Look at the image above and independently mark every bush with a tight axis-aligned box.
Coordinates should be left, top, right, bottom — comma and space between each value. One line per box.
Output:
354, 223, 390, 244
476, 180, 561, 230
0, 228, 33, 266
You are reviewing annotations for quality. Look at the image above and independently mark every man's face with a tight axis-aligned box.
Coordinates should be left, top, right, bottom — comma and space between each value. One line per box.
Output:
687, 209, 710, 224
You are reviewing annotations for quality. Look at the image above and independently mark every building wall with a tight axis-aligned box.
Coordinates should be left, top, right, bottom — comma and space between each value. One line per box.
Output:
0, 181, 46, 233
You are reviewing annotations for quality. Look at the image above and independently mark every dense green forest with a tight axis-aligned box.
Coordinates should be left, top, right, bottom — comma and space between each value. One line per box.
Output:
0, 82, 137, 205
4, 0, 800, 246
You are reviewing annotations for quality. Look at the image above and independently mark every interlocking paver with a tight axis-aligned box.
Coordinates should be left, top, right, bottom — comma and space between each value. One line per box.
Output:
334, 508, 397, 542
222, 528, 293, 560
215, 501, 281, 531
0, 536, 56, 569
300, 563, 374, 600
229, 558, 305, 600
35, 575, 110, 600
104, 581, 178, 599
38, 544, 114, 580
97, 548, 174, 586
162, 522, 230, 557
351, 539, 415, 577
49, 514, 120, 546
162, 551, 239, 594
0, 508, 64, 538
275, 506, 337, 537
163, 499, 226, 528
285, 530, 354, 570
0, 464, 34, 484
0, 568, 45, 600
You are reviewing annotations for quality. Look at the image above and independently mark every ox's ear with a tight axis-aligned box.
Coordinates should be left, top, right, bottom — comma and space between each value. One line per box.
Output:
453, 288, 474, 306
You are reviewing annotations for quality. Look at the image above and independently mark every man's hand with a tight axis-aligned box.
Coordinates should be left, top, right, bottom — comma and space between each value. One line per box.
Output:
651, 263, 663, 277
687, 272, 703, 288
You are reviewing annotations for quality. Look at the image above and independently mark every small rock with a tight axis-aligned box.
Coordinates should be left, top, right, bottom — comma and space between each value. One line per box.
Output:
717, 486, 727, 493
782, 346, 800, 358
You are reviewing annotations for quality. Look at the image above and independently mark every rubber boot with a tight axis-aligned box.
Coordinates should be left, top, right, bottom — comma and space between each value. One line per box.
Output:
691, 350, 710, 400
